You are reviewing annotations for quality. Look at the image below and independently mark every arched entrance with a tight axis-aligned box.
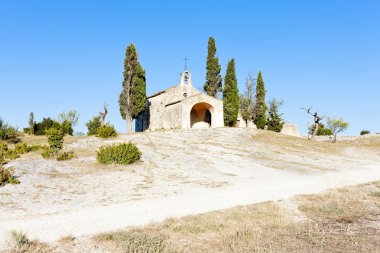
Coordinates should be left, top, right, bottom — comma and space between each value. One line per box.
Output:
190, 102, 214, 128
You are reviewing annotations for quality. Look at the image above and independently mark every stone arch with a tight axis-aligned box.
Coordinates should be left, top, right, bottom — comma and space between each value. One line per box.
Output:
190, 102, 214, 128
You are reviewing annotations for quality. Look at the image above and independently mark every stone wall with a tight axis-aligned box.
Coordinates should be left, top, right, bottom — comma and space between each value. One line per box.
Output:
281, 123, 300, 137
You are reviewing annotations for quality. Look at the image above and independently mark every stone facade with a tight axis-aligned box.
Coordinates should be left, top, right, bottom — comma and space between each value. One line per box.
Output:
135, 70, 224, 131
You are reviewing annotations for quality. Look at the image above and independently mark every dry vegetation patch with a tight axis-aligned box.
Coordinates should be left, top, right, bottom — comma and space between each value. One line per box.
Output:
91, 182, 380, 253
4, 182, 380, 252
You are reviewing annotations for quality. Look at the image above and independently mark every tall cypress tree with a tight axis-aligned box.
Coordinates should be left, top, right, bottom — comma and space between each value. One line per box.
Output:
223, 59, 239, 126
204, 37, 222, 97
253, 71, 267, 129
29, 112, 35, 135
119, 43, 147, 133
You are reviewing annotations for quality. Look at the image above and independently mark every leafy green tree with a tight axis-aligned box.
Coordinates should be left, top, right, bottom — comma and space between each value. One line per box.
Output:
253, 71, 267, 129
86, 116, 102, 136
60, 120, 73, 135
223, 59, 239, 126
266, 99, 284, 132
240, 73, 255, 125
204, 37, 222, 97
58, 110, 79, 126
34, 118, 61, 136
119, 43, 147, 133
28, 112, 35, 135
327, 117, 349, 143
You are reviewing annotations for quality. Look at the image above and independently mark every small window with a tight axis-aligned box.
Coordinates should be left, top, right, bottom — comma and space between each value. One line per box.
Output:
183, 92, 188, 97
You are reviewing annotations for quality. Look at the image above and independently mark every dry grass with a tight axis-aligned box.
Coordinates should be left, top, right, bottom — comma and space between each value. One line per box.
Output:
4, 181, 380, 252
92, 181, 380, 253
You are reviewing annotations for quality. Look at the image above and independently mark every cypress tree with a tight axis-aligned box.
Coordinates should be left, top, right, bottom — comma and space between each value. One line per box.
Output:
223, 59, 239, 126
253, 71, 267, 129
266, 99, 284, 132
119, 43, 147, 133
204, 37, 222, 97
28, 112, 34, 135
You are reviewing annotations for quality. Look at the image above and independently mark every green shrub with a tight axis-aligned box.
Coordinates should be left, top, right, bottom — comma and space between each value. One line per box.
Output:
309, 123, 333, 136
0, 118, 20, 143
41, 147, 59, 158
1, 142, 42, 164
60, 120, 74, 136
86, 116, 102, 135
14, 143, 29, 154
0, 166, 20, 187
97, 142, 141, 165
34, 118, 61, 136
56, 151, 76, 161
360, 130, 370, 136
96, 124, 117, 138
45, 128, 64, 150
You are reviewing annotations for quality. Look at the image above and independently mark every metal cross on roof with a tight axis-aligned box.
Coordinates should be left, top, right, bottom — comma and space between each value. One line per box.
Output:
183, 57, 189, 70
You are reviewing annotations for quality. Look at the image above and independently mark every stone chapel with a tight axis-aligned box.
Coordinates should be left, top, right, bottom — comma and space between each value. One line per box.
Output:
135, 70, 224, 131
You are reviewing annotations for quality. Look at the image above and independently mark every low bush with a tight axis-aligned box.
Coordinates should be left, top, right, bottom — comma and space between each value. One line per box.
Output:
308, 123, 333, 136
96, 124, 117, 138
10, 230, 29, 249
41, 146, 59, 159
0, 142, 19, 164
97, 142, 141, 165
1, 142, 42, 164
0, 118, 20, 143
56, 151, 76, 161
0, 166, 20, 186
360, 130, 370, 136
86, 116, 102, 136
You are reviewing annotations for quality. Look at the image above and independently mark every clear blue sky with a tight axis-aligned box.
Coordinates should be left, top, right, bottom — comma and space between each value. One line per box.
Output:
1, 1, 379, 135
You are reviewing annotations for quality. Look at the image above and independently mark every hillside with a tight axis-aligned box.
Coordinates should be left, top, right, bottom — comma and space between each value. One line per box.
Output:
1, 128, 380, 248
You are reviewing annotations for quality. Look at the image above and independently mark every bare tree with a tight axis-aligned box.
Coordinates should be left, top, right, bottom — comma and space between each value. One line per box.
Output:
99, 103, 108, 126
239, 73, 255, 125
302, 107, 324, 141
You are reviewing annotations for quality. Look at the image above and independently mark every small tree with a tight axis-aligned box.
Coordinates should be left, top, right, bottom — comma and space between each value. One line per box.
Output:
204, 37, 222, 98
266, 99, 284, 132
253, 71, 267, 129
45, 128, 64, 150
42, 128, 64, 158
28, 112, 35, 135
223, 59, 239, 126
58, 110, 79, 126
119, 43, 147, 133
327, 117, 349, 143
86, 116, 102, 136
239, 73, 255, 125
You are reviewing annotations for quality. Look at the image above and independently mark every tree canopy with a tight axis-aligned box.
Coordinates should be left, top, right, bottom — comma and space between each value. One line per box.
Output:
223, 59, 239, 126
204, 37, 222, 98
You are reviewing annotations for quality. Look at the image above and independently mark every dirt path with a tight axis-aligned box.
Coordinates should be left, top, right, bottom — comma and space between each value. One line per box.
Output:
1, 129, 379, 247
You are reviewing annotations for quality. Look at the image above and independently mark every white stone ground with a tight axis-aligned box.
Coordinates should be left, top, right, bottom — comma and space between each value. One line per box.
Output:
0, 128, 379, 248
